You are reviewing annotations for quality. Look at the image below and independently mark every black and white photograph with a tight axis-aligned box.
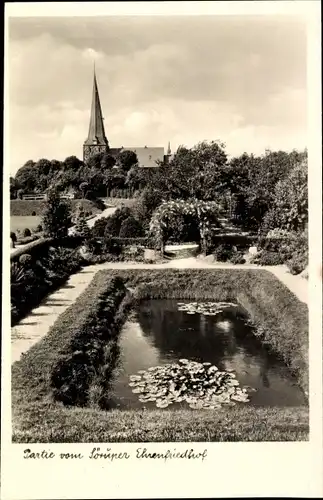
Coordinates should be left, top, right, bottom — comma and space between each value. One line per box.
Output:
2, 1, 322, 499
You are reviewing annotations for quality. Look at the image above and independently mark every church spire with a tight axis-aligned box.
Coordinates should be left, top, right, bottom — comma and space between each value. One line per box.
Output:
83, 67, 109, 162
167, 141, 171, 155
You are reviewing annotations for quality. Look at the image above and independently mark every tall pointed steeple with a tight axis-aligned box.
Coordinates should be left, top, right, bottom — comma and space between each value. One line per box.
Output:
83, 66, 109, 162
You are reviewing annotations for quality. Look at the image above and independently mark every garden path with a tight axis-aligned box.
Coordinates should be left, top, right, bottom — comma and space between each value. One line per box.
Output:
68, 205, 117, 235
11, 257, 308, 364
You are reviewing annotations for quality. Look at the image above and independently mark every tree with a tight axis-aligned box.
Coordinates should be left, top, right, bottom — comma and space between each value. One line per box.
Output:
101, 153, 116, 170
104, 207, 132, 237
87, 152, 104, 170
119, 216, 144, 238
64, 156, 83, 171
228, 149, 308, 231
42, 189, 71, 239
116, 150, 138, 172
264, 159, 308, 233
157, 141, 229, 201
15, 160, 37, 192
133, 186, 166, 230
17, 188, 24, 200
10, 232, 17, 248
79, 182, 89, 198
10, 177, 19, 199
74, 210, 91, 239
104, 168, 126, 193
35, 158, 52, 176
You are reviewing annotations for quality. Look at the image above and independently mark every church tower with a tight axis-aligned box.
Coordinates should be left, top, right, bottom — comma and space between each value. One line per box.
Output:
83, 67, 109, 162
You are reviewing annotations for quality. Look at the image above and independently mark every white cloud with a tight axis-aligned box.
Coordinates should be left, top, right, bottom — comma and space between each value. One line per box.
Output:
82, 47, 105, 61
8, 16, 307, 174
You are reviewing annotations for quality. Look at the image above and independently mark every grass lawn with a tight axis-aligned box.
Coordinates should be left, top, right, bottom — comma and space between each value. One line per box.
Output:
13, 403, 308, 443
11, 215, 42, 233
12, 268, 309, 442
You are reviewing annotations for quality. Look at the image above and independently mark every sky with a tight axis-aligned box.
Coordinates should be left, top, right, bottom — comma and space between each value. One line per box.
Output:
8, 15, 307, 175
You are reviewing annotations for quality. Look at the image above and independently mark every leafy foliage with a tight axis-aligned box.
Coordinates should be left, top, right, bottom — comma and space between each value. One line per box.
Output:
74, 210, 91, 239
102, 207, 132, 237
116, 150, 138, 172
11, 245, 85, 325
119, 216, 144, 238
42, 189, 72, 239
149, 199, 221, 252
229, 150, 308, 231
266, 160, 308, 232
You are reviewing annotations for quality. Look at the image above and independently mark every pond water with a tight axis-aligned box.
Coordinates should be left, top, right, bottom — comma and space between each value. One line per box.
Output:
109, 299, 306, 410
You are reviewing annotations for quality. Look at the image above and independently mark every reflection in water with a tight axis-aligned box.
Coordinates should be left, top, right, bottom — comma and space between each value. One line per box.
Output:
109, 299, 306, 410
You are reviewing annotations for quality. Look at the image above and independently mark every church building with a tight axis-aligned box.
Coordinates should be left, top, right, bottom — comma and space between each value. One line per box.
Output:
83, 69, 172, 167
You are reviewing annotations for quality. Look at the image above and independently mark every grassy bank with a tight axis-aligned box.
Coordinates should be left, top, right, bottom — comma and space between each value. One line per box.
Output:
10, 199, 103, 217
10, 215, 42, 233
13, 403, 308, 442
12, 268, 308, 442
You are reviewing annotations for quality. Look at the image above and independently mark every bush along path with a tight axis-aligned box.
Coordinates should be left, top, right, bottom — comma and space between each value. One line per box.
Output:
11, 258, 308, 365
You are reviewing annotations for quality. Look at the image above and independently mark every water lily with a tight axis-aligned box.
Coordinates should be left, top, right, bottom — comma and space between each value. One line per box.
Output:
128, 359, 255, 410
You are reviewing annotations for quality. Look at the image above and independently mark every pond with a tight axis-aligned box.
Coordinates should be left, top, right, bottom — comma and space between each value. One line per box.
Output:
109, 299, 306, 410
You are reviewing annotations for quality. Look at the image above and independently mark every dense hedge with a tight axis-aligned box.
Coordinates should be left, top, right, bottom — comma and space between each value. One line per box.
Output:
12, 273, 129, 410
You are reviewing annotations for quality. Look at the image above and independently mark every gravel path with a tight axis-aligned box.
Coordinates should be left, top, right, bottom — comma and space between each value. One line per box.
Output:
11, 257, 308, 364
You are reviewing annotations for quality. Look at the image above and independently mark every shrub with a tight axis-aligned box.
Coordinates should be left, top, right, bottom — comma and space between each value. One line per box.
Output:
286, 248, 308, 275
119, 216, 144, 238
74, 210, 91, 239
19, 254, 32, 266
229, 252, 246, 265
36, 224, 43, 233
213, 243, 234, 262
257, 229, 308, 273
11, 245, 85, 325
10, 232, 17, 243
104, 207, 132, 237
91, 217, 109, 237
23, 228, 31, 237
103, 236, 123, 256
31, 211, 36, 216
252, 250, 284, 266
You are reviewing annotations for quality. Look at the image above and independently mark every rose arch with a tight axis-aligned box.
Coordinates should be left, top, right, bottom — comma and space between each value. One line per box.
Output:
149, 199, 222, 255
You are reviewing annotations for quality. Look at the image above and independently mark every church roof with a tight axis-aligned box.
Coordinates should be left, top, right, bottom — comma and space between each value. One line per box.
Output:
84, 69, 108, 147
121, 146, 165, 167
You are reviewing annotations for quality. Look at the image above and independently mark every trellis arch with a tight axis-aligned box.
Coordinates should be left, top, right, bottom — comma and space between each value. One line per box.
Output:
149, 199, 222, 255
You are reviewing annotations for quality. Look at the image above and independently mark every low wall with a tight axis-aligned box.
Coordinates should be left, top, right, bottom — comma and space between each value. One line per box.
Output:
10, 238, 53, 262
